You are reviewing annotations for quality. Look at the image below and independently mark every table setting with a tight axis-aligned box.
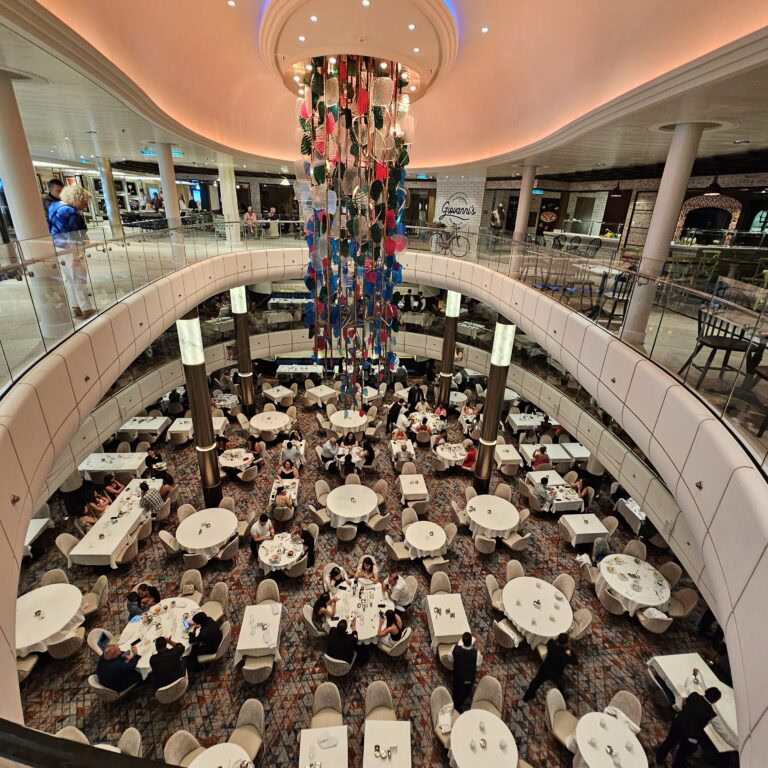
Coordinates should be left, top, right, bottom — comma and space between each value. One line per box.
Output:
559, 513, 609, 546
550, 485, 585, 513
493, 444, 522, 467
573, 711, 647, 768
466, 495, 519, 538
501, 577, 574, 648
299, 725, 348, 768
616, 497, 646, 534
436, 443, 468, 467
326, 485, 378, 528
263, 385, 293, 403
362, 720, 411, 768
328, 580, 394, 644
306, 384, 338, 405
78, 452, 148, 478
330, 409, 368, 432
16, 583, 85, 658
425, 593, 470, 650
175, 508, 238, 560
119, 416, 171, 434
398, 474, 429, 502
212, 393, 240, 410
597, 554, 670, 615
250, 410, 291, 433
258, 532, 305, 573
404, 521, 447, 559
218, 448, 253, 469
269, 478, 300, 505
335, 444, 366, 470
448, 710, 518, 768
188, 743, 253, 768
234, 604, 282, 665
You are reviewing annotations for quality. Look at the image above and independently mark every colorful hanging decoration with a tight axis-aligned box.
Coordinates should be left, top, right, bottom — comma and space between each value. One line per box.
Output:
297, 55, 412, 411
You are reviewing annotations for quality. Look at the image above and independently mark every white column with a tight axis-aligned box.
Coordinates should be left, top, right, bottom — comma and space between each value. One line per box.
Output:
217, 152, 241, 245
510, 164, 537, 278
157, 142, 185, 266
96, 157, 124, 240
621, 123, 705, 346
0, 72, 72, 341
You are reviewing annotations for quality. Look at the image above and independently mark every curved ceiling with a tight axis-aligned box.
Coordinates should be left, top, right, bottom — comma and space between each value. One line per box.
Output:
13, 0, 768, 171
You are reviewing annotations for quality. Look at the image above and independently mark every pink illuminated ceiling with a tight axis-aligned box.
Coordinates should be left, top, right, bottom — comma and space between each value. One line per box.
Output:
33, 0, 768, 169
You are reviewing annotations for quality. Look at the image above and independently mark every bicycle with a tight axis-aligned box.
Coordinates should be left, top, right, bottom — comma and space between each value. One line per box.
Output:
431, 224, 471, 259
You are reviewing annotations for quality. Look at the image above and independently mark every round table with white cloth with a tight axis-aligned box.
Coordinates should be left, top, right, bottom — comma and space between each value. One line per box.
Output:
404, 521, 448, 559
573, 712, 648, 768
118, 596, 199, 679
326, 485, 378, 528
436, 443, 468, 467
212, 394, 240, 410
327, 580, 394, 644
330, 409, 368, 432
258, 532, 305, 573
16, 584, 84, 658
188, 742, 253, 768
218, 448, 253, 469
597, 554, 670, 616
250, 411, 291, 433
466, 495, 520, 538
448, 709, 518, 768
176, 508, 238, 560
335, 445, 366, 470
501, 576, 573, 648
408, 412, 446, 432
449, 391, 468, 407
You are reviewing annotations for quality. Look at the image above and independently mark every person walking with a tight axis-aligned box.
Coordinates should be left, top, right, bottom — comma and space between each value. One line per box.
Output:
522, 633, 578, 701
43, 178, 64, 215
452, 632, 480, 711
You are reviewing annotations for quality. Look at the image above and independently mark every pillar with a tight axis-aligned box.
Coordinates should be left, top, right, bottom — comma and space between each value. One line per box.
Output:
230, 286, 255, 417
473, 317, 516, 493
0, 72, 72, 342
437, 291, 461, 404
621, 123, 705, 346
176, 309, 222, 507
217, 152, 241, 245
157, 142, 185, 266
510, 165, 537, 278
96, 157, 124, 240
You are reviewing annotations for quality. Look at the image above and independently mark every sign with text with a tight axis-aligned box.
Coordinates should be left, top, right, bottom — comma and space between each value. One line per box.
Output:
439, 192, 477, 228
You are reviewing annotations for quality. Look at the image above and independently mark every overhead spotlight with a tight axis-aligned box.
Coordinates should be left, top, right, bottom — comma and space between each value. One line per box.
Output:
328, 56, 337, 64
380, 62, 388, 70
609, 182, 622, 198
362, 0, 370, 5
310, 15, 318, 22
298, 35, 306, 42
305, 64, 313, 71
227, 0, 235, 6
242, 164, 246, 168
298, 87, 305, 95
413, 47, 420, 53
63, 136, 70, 140
280, 177, 290, 186
703, 176, 722, 196
293, 75, 301, 82
409, 85, 416, 91
732, 139, 750, 145
408, 23, 415, 30
481, 26, 489, 33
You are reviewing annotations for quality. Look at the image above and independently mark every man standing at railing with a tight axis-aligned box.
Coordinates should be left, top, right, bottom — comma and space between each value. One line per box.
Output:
491, 203, 505, 234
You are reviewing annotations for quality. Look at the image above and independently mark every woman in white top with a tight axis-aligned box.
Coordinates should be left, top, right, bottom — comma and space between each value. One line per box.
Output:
395, 410, 411, 431
354, 555, 379, 582
249, 513, 274, 558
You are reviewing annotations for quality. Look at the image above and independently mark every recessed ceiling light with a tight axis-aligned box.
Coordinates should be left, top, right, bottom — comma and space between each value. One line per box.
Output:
413, 47, 420, 53
298, 35, 306, 42
481, 26, 489, 33
732, 139, 750, 145
329, 57, 337, 64
380, 62, 388, 70
408, 23, 415, 30
310, 15, 318, 22
293, 75, 300, 82
409, 85, 416, 92
299, 88, 305, 94
63, 136, 70, 140
595, 162, 607, 167
242, 164, 246, 168
227, 0, 235, 6
305, 64, 313, 71
362, 0, 370, 5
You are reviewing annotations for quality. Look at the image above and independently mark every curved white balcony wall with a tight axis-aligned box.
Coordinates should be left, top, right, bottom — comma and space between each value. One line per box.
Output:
0, 246, 765, 762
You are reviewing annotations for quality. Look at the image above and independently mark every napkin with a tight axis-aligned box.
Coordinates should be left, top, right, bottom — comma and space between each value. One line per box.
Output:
575, 553, 592, 566
262, 630, 273, 646
317, 732, 339, 749
271, 603, 281, 615
641, 607, 669, 620
604, 706, 641, 734
438, 703, 454, 733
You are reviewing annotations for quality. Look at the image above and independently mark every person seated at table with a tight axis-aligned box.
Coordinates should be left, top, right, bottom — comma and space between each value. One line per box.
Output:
75, 502, 99, 530
522, 633, 578, 702
357, 439, 374, 467
150, 637, 186, 690
536, 415, 552, 441
413, 417, 432, 436
342, 431, 357, 447
137, 582, 161, 607
377, 609, 404, 647
138, 481, 165, 518
386, 401, 402, 433
86, 488, 111, 517
186, 612, 223, 672
215, 435, 231, 456
144, 448, 163, 473
312, 592, 337, 630
326, 618, 358, 663
276, 459, 299, 480
354, 556, 379, 582
97, 645, 142, 692
531, 445, 549, 469
391, 426, 408, 442
519, 429, 536, 445
328, 566, 347, 589
245, 435, 264, 459
250, 513, 275, 558
382, 571, 410, 609
293, 523, 316, 567
103, 474, 125, 500
591, 536, 611, 565
431, 429, 448, 450
462, 442, 477, 470
158, 471, 176, 500
531, 476, 555, 510
460, 405, 478, 435
414, 397, 430, 415
320, 436, 339, 465
289, 426, 304, 443
434, 401, 447, 418
280, 442, 302, 467
571, 477, 591, 500
126, 591, 143, 618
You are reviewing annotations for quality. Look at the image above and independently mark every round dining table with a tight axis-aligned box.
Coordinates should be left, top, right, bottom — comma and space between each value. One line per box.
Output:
325, 485, 378, 528
573, 712, 648, 768
448, 709, 518, 768
218, 448, 253, 469
466, 495, 519, 538
501, 576, 573, 648
404, 520, 448, 559
449, 391, 468, 407
188, 742, 252, 768
16, 583, 84, 658
176, 508, 238, 560
597, 554, 670, 616
258, 532, 305, 573
330, 409, 368, 432
250, 411, 291, 434
436, 443, 467, 467
328, 580, 394, 644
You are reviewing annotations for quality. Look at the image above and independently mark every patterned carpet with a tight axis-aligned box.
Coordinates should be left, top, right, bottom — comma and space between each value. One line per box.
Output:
19, 384, 727, 767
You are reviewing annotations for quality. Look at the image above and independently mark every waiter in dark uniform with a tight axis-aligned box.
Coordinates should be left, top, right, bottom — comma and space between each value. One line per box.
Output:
452, 632, 479, 711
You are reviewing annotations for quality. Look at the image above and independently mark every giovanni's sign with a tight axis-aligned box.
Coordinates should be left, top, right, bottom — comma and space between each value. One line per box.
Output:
439, 192, 476, 228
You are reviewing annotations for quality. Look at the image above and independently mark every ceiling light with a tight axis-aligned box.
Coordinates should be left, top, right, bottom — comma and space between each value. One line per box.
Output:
298, 35, 306, 42
310, 15, 318, 22
242, 164, 246, 168
280, 177, 290, 186
227, 0, 235, 6
732, 139, 750, 145
329, 56, 337, 64
595, 162, 606, 167
609, 182, 622, 198
481, 26, 489, 33
298, 88, 305, 94
362, 0, 370, 5
703, 176, 722, 196
63, 136, 70, 140
305, 64, 313, 71
380, 62, 388, 70
413, 47, 420, 53
409, 85, 416, 92
408, 23, 415, 30
293, 75, 301, 82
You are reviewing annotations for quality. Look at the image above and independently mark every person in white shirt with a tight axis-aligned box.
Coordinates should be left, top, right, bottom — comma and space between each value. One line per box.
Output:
280, 441, 302, 466
452, 370, 463, 390
249, 513, 274, 558
383, 572, 410, 609
320, 436, 338, 468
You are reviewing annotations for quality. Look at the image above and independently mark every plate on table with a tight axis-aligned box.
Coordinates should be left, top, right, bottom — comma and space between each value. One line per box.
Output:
605, 565, 616, 573
618, 573, 629, 581
631, 583, 642, 592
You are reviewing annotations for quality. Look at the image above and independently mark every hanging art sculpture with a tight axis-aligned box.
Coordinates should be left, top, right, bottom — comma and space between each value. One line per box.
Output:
295, 55, 414, 412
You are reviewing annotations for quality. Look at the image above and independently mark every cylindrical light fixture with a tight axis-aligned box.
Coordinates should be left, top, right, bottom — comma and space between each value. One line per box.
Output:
230, 286, 247, 314
176, 317, 205, 365
490, 322, 516, 367
445, 290, 462, 318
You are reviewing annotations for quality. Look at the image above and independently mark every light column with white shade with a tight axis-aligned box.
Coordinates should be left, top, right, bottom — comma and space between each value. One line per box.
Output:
218, 152, 241, 245
96, 157, 124, 240
473, 317, 515, 493
510, 165, 537, 279
621, 122, 705, 346
176, 309, 222, 507
230, 286, 255, 417
437, 291, 461, 404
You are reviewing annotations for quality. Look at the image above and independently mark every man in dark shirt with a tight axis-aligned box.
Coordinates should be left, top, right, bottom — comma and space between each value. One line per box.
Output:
326, 619, 358, 663
96, 644, 142, 692
522, 633, 578, 702
452, 632, 479, 711
187, 612, 223, 671
43, 179, 64, 215
149, 637, 186, 690
656, 682, 721, 767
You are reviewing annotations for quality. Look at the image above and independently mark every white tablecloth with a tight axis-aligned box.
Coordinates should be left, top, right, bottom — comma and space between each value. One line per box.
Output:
300, 726, 349, 768
560, 442, 591, 463
560, 514, 609, 546
326, 485, 378, 528
393, 386, 411, 401
390, 440, 415, 462
405, 521, 447, 559
118, 597, 199, 679
250, 410, 291, 433
167, 417, 227, 440
361, 386, 380, 403
202, 317, 235, 333
330, 409, 368, 432
336, 445, 366, 470
466, 495, 519, 539
449, 710, 518, 768
408, 412, 445, 432
494, 444, 522, 467
436, 443, 468, 467
363, 720, 411, 768
69, 479, 161, 568
78, 452, 148, 478
23, 517, 53, 558
16, 584, 84, 658
219, 448, 253, 469
119, 416, 171, 435
258, 532, 304, 572
269, 478, 299, 504
457, 321, 486, 339
212, 393, 239, 410
573, 712, 647, 768
399, 474, 429, 501
449, 391, 467, 407
526, 470, 567, 486
551, 486, 585, 513
519, 443, 571, 466
277, 363, 323, 375
176, 508, 237, 560
263, 385, 293, 403
329, 581, 393, 644
306, 384, 337, 404
425, 594, 470, 649
507, 413, 542, 433
501, 577, 573, 648
597, 554, 670, 615
616, 497, 646, 534
188, 743, 252, 768
234, 604, 282, 665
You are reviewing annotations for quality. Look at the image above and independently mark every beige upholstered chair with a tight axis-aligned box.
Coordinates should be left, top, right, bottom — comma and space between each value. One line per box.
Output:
323, 653, 355, 677
401, 508, 418, 532
430, 687, 459, 749
430, 571, 451, 596
494, 482, 512, 501
471, 675, 503, 719
366, 512, 392, 532
622, 539, 647, 560
516, 507, 531, 531
609, 690, 643, 727
379, 627, 413, 658
156, 674, 189, 703
444, 523, 458, 549
638, 609, 673, 634
242, 654, 275, 684
311, 682, 343, 727
48, 627, 85, 659
552, 573, 576, 603
55, 533, 79, 564
385, 535, 410, 562
423, 556, 450, 575
336, 524, 358, 542
88, 674, 138, 703
177, 504, 196, 523
365, 681, 396, 721
286, 554, 309, 578
464, 486, 477, 504
545, 688, 578, 751
256, 579, 280, 605
506, 560, 525, 582
474, 534, 497, 554
569, 608, 593, 640
373, 478, 388, 506
182, 552, 208, 570
345, 473, 361, 485
55, 726, 90, 744
308, 503, 331, 527
451, 500, 469, 528
178, 569, 203, 604
227, 700, 265, 760
668, 588, 699, 618
303, 604, 328, 639
116, 536, 139, 566
197, 621, 232, 666
499, 463, 519, 478
437, 642, 454, 670
563, 470, 578, 485
598, 587, 625, 616
163, 730, 205, 766
117, 727, 143, 757
601, 515, 619, 539
492, 619, 523, 649
17, 654, 39, 682
41, 568, 69, 586
400, 461, 417, 476
87, 627, 114, 657
485, 574, 504, 612
200, 582, 229, 623
501, 532, 531, 552
82, 574, 109, 617
658, 561, 683, 588
315, 480, 330, 506
136, 516, 153, 542
216, 538, 239, 562
237, 509, 257, 542
219, 496, 236, 512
